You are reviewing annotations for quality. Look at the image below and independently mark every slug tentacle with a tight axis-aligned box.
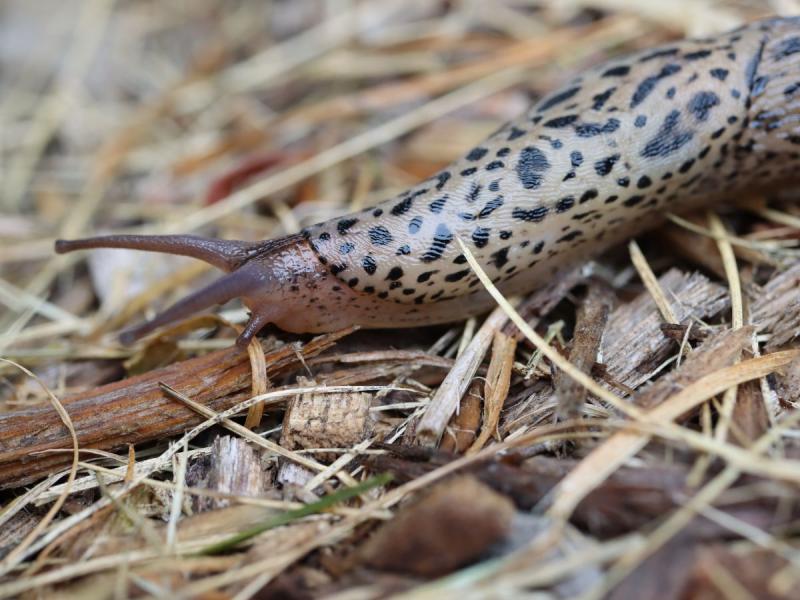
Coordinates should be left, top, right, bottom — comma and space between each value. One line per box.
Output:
55, 234, 260, 272
117, 262, 268, 345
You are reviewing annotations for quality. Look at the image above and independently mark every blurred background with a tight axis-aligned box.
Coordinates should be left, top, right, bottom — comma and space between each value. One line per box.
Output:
0, 0, 797, 353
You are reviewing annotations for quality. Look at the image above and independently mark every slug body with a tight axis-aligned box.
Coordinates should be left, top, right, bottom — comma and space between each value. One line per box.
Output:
57, 17, 800, 347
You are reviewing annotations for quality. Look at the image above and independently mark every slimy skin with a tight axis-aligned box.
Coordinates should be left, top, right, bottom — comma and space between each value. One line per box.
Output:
56, 17, 800, 347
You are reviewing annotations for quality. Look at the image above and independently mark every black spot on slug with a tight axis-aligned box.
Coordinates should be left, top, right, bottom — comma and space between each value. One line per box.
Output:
466, 147, 488, 161
429, 196, 448, 213
688, 91, 720, 121
594, 153, 620, 176
516, 146, 550, 190
479, 195, 504, 218
445, 269, 470, 282
639, 48, 679, 62
556, 196, 575, 213
635, 115, 647, 128
466, 183, 482, 203
746, 39, 766, 96
391, 197, 413, 216
774, 36, 800, 60
630, 63, 681, 108
538, 86, 581, 112
368, 225, 393, 246
641, 109, 693, 158
417, 271, 436, 283
684, 49, 712, 61
512, 206, 549, 222
408, 216, 423, 234
623, 195, 646, 207
580, 188, 598, 203
602, 65, 630, 77
472, 227, 490, 248
557, 230, 583, 243
435, 171, 451, 190
508, 126, 526, 141
386, 266, 404, 281
362, 255, 377, 275
490, 247, 510, 269
592, 87, 617, 111
575, 118, 621, 137
710, 68, 729, 81
421, 223, 454, 263
337, 218, 358, 235
544, 115, 579, 128
571, 151, 584, 168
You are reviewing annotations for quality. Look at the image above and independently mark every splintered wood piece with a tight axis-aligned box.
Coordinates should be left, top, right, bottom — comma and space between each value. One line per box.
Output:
775, 355, 800, 405
440, 379, 482, 454
730, 381, 770, 446
601, 269, 730, 390
0, 330, 352, 490
468, 331, 516, 454
195, 436, 271, 511
750, 261, 800, 350
281, 392, 373, 458
554, 281, 614, 421
357, 475, 514, 576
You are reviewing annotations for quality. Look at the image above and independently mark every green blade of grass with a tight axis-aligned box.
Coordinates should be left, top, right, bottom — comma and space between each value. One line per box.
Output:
196, 473, 393, 555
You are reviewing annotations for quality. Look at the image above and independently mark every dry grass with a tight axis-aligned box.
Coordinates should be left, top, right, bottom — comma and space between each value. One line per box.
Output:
3, 1, 800, 598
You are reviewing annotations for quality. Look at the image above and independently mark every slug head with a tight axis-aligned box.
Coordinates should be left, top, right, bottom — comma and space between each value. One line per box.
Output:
55, 233, 310, 348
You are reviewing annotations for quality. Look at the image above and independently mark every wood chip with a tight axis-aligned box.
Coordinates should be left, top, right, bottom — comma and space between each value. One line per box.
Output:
357, 475, 514, 576
751, 261, 800, 350
601, 269, 730, 390
468, 331, 516, 454
281, 391, 373, 460
193, 436, 271, 511
440, 379, 482, 454
554, 281, 614, 421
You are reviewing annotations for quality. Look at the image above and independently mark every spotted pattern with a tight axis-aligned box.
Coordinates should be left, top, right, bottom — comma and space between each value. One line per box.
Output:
284, 17, 800, 330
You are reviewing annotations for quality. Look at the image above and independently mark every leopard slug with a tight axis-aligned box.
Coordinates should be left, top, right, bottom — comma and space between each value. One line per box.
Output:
56, 16, 800, 347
